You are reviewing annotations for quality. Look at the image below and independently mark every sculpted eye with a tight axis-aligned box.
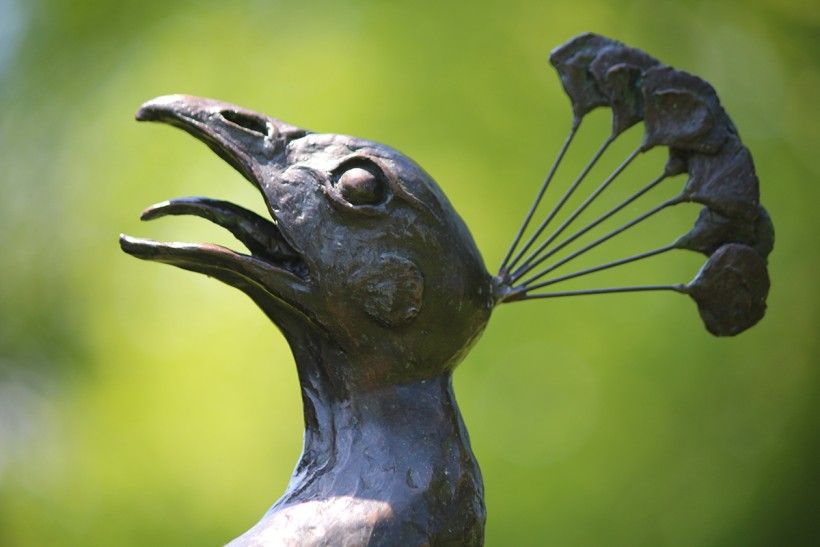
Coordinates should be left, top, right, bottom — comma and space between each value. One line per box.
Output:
332, 159, 389, 207
337, 166, 384, 204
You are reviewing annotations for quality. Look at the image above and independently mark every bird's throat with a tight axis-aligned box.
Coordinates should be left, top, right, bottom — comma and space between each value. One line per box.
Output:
245, 322, 486, 544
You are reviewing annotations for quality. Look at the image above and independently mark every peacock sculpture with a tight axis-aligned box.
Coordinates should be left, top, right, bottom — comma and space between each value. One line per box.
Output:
121, 33, 772, 546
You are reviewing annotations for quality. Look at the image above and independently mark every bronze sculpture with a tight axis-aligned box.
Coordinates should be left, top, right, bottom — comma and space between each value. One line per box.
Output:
120, 33, 772, 545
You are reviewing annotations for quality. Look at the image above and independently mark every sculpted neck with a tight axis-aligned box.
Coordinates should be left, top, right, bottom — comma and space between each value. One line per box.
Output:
229, 320, 486, 545
276, 325, 483, 509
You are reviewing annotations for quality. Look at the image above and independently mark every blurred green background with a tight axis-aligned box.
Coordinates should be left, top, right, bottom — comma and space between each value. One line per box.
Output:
0, 0, 817, 545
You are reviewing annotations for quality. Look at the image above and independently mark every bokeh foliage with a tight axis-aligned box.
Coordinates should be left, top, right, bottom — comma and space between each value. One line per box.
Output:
0, 0, 817, 545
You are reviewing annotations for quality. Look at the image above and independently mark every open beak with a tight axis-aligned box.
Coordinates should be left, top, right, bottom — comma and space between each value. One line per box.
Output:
120, 95, 312, 313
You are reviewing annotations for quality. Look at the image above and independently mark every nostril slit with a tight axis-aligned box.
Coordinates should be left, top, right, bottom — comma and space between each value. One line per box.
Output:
221, 110, 269, 136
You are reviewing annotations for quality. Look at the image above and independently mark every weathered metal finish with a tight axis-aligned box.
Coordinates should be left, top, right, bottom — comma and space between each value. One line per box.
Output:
121, 33, 772, 545
122, 95, 492, 545
498, 33, 772, 331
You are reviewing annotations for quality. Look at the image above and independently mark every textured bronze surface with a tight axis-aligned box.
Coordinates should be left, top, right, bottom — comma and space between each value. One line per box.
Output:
121, 33, 772, 545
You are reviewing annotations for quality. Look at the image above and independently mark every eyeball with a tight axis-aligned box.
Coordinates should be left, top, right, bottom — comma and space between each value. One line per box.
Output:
335, 163, 387, 206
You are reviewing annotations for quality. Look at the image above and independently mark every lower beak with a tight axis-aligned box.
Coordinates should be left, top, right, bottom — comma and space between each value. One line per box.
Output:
120, 95, 313, 315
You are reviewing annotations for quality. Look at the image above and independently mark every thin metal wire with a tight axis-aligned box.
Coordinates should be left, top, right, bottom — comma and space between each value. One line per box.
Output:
503, 133, 616, 275
498, 122, 579, 275
511, 172, 670, 281
519, 197, 682, 287
523, 243, 676, 292
514, 145, 643, 276
514, 284, 685, 301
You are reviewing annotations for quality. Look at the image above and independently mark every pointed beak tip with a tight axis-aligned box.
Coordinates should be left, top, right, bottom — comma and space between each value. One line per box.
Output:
135, 94, 191, 122
134, 106, 153, 122
119, 233, 160, 260
119, 233, 137, 252
139, 202, 167, 221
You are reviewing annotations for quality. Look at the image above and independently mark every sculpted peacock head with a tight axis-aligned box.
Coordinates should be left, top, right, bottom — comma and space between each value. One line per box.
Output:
121, 95, 494, 393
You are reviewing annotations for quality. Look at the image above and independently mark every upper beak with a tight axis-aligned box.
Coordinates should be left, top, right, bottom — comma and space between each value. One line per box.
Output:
134, 94, 308, 187
120, 95, 313, 317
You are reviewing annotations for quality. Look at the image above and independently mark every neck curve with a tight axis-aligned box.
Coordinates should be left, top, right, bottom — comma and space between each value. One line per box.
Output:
253, 321, 486, 544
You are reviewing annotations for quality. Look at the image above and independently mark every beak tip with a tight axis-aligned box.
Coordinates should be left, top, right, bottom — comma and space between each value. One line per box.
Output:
135, 94, 191, 122
139, 204, 162, 221
119, 234, 160, 259
134, 106, 152, 122
119, 233, 136, 252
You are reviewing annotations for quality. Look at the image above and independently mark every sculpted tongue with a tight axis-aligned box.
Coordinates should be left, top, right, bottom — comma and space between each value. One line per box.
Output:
119, 195, 308, 282
140, 197, 304, 271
